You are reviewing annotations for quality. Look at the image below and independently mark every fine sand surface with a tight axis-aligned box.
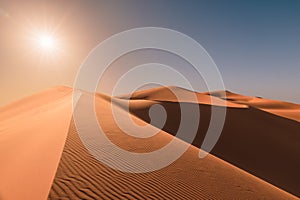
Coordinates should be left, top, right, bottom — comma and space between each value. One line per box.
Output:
122, 86, 300, 197
48, 92, 297, 199
0, 87, 74, 200
0, 86, 299, 199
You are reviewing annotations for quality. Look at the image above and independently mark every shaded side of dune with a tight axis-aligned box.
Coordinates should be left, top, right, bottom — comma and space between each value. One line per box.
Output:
127, 99, 300, 197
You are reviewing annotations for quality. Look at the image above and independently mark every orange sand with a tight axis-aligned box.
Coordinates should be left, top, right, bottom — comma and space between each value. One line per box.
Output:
0, 86, 299, 199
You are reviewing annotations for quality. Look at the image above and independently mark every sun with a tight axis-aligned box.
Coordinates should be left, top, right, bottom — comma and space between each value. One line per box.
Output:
29, 31, 62, 60
24, 23, 64, 61
38, 34, 55, 50
37, 34, 56, 50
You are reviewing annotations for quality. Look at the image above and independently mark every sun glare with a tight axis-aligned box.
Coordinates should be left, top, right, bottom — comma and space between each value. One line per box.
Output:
23, 19, 65, 61
29, 30, 62, 60
38, 34, 55, 50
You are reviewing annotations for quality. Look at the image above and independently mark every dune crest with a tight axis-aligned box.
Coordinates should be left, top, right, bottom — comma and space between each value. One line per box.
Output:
118, 86, 247, 108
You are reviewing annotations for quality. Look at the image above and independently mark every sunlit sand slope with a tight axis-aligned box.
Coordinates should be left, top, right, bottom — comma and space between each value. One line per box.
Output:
0, 87, 73, 200
48, 93, 297, 199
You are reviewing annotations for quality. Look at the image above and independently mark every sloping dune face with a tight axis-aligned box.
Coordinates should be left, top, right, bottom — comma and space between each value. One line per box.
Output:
48, 93, 297, 199
208, 90, 300, 122
123, 87, 300, 197
0, 87, 74, 200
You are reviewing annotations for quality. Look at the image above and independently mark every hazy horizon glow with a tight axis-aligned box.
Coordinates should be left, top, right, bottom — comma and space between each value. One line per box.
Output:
0, 0, 300, 106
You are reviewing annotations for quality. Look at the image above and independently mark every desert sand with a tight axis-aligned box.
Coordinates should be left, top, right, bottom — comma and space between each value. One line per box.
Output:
125, 86, 300, 197
0, 86, 299, 199
0, 87, 73, 200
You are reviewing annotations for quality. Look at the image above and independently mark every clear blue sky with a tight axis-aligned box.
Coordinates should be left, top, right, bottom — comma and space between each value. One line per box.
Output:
1, 0, 300, 105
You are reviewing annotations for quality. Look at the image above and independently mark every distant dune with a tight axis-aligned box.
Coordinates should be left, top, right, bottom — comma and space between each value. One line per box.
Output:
118, 86, 247, 108
207, 90, 300, 122
0, 86, 299, 199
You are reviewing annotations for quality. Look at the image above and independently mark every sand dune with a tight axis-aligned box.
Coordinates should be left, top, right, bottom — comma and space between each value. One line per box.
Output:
118, 86, 247, 108
207, 90, 300, 122
0, 86, 299, 199
49, 92, 297, 199
124, 86, 300, 197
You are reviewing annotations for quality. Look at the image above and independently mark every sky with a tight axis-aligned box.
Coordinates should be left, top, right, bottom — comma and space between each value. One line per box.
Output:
0, 0, 300, 106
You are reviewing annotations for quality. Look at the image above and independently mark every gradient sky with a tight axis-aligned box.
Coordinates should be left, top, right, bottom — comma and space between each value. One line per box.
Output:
1, 0, 300, 106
